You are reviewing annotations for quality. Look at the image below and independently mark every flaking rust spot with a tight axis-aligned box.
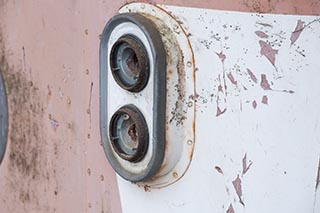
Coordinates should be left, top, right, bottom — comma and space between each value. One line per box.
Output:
259, 40, 278, 66
226, 204, 235, 213
232, 175, 244, 206
260, 74, 271, 90
290, 20, 305, 46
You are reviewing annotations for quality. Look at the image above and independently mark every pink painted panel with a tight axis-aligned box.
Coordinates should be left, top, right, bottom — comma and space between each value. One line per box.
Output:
0, 1, 122, 212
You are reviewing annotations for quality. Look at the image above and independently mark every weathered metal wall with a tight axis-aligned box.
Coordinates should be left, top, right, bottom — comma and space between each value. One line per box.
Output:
0, 0, 319, 213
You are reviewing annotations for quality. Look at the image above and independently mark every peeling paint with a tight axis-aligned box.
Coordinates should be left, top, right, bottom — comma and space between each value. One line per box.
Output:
255, 31, 269, 38
242, 153, 253, 175
246, 68, 257, 83
261, 95, 268, 105
227, 72, 237, 85
252, 100, 257, 109
216, 51, 226, 62
260, 74, 272, 90
259, 40, 278, 66
232, 175, 244, 206
290, 20, 305, 46
214, 166, 224, 174
216, 106, 227, 117
226, 204, 235, 213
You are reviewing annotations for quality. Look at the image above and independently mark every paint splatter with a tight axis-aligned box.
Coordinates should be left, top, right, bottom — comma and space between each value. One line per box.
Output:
260, 74, 272, 90
226, 204, 235, 213
247, 68, 257, 83
216, 106, 227, 117
261, 95, 268, 104
232, 175, 244, 206
49, 118, 59, 131
216, 52, 226, 63
214, 166, 224, 175
316, 157, 320, 190
242, 153, 253, 175
255, 31, 269, 38
290, 20, 305, 46
259, 40, 278, 66
252, 100, 257, 109
227, 72, 237, 85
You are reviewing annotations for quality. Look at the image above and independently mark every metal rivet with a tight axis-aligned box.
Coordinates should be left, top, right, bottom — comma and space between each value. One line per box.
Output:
140, 4, 145, 9
173, 172, 178, 178
187, 61, 192, 67
187, 140, 193, 145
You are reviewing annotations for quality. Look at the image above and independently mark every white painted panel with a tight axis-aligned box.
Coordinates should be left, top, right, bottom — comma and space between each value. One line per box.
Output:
117, 4, 320, 213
